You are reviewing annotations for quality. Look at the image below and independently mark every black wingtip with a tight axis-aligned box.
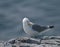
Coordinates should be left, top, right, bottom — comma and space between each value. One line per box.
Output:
49, 25, 54, 28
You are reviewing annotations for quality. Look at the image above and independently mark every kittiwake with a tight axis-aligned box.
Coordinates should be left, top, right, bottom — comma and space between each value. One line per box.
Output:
22, 17, 54, 37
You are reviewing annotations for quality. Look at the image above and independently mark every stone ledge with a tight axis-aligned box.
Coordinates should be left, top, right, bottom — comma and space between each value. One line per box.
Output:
1, 36, 60, 47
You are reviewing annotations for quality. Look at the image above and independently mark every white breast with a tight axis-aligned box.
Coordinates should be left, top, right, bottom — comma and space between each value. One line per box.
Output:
23, 22, 39, 37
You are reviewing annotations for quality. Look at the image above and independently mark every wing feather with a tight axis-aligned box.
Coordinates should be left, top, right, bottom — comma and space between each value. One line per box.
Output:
32, 24, 47, 32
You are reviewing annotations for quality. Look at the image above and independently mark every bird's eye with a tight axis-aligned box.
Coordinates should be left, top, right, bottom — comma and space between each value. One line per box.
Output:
26, 20, 29, 23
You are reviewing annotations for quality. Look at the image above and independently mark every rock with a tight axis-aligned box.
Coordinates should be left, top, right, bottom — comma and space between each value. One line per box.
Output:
1, 36, 60, 47
8, 38, 16, 44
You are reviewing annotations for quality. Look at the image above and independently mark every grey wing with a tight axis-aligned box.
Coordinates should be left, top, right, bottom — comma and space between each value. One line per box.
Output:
32, 24, 48, 32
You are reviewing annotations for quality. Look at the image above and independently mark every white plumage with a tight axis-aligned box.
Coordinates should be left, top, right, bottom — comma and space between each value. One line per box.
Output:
22, 17, 54, 37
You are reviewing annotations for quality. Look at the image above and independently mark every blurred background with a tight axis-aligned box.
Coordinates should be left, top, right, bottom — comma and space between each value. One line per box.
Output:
0, 0, 60, 40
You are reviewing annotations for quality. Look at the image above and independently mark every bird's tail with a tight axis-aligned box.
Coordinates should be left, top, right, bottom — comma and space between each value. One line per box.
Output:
48, 25, 54, 28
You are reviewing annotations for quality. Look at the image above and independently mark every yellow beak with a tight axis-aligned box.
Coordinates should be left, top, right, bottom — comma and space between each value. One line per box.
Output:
28, 22, 33, 26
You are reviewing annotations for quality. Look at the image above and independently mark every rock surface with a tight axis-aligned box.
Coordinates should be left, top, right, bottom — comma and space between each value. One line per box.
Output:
0, 36, 60, 47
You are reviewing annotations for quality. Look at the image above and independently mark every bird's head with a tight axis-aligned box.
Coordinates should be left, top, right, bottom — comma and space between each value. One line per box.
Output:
22, 17, 33, 26
23, 17, 30, 23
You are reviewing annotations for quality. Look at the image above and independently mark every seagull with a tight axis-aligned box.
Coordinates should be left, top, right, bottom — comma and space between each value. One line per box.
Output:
22, 17, 54, 37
